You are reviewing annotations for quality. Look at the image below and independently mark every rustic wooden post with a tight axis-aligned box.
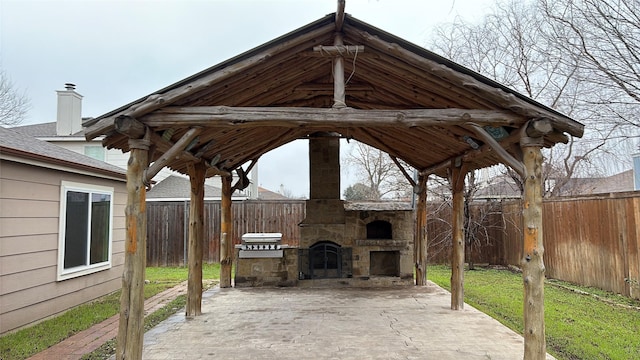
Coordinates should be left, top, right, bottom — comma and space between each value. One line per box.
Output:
186, 162, 206, 316
220, 174, 233, 288
414, 174, 428, 285
450, 161, 466, 310
332, 33, 346, 109
521, 137, 546, 360
116, 128, 150, 360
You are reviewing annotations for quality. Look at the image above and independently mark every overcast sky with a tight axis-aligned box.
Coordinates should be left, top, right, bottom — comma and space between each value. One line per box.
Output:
1, 0, 493, 197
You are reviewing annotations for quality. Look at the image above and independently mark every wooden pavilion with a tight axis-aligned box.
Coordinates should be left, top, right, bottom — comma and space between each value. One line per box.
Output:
85, 3, 584, 359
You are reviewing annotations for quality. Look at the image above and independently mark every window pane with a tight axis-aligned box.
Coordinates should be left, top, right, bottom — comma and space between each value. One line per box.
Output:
84, 146, 105, 161
64, 191, 89, 269
90, 193, 111, 264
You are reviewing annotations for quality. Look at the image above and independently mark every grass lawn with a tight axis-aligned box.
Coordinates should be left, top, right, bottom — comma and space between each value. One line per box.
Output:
0, 263, 220, 360
428, 265, 640, 360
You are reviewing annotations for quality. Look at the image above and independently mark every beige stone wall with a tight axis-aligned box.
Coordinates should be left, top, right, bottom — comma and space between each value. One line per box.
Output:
308, 136, 340, 200
235, 207, 415, 287
234, 248, 298, 287
345, 209, 414, 280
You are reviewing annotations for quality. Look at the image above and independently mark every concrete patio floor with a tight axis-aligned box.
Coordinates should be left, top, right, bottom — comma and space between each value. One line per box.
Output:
142, 281, 555, 359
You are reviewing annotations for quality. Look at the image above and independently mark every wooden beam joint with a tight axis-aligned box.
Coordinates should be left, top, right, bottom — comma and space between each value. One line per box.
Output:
115, 115, 147, 140
144, 127, 203, 183
466, 122, 525, 177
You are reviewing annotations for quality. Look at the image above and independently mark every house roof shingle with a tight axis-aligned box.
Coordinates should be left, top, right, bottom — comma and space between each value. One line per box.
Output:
556, 170, 635, 195
257, 186, 290, 200
13, 118, 94, 138
0, 126, 126, 179
146, 175, 245, 200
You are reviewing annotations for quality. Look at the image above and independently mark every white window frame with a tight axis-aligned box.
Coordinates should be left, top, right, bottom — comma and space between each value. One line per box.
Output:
57, 181, 114, 281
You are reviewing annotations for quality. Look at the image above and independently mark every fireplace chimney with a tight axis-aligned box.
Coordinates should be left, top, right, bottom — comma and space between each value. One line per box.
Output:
56, 83, 83, 136
303, 132, 345, 226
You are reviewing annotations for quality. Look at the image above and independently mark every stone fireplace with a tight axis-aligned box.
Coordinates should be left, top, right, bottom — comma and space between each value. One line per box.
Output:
235, 133, 413, 287
297, 133, 413, 286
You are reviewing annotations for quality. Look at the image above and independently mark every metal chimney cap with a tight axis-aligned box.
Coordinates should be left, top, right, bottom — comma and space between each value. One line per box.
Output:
64, 83, 76, 91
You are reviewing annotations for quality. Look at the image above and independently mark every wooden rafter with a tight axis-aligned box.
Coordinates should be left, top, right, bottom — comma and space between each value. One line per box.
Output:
145, 127, 202, 183
390, 155, 416, 188
84, 23, 336, 140
347, 26, 585, 138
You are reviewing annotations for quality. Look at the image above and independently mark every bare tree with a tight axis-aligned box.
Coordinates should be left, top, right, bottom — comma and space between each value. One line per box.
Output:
541, 0, 640, 130
430, 0, 636, 195
0, 70, 30, 127
344, 141, 412, 200
426, 170, 506, 267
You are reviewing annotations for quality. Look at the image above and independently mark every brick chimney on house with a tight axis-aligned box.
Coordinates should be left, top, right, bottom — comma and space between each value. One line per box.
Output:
56, 83, 83, 136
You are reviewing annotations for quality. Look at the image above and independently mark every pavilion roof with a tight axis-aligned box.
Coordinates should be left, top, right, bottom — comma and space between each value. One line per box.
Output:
85, 12, 584, 180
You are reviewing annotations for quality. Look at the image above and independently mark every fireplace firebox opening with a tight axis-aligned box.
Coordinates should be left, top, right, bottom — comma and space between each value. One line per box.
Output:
309, 241, 342, 279
366, 220, 392, 239
370, 251, 400, 276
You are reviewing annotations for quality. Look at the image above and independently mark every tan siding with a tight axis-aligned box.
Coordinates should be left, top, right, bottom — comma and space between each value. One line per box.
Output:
0, 198, 60, 218
1, 277, 120, 333
1, 266, 56, 294
112, 213, 126, 230
1, 234, 58, 256
0, 178, 60, 202
0, 159, 126, 334
0, 217, 59, 238
0, 250, 57, 276
1, 263, 120, 313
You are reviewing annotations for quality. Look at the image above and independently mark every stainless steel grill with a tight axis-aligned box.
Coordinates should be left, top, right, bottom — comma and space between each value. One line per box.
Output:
238, 233, 284, 258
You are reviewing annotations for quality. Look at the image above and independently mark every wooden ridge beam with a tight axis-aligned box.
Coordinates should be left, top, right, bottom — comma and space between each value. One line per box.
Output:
143, 106, 526, 128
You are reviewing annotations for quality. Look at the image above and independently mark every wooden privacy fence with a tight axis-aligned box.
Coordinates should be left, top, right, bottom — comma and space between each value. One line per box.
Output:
146, 193, 639, 298
146, 200, 306, 266
427, 192, 640, 299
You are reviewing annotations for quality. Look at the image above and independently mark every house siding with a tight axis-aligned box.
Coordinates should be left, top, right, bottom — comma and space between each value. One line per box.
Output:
0, 160, 126, 334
